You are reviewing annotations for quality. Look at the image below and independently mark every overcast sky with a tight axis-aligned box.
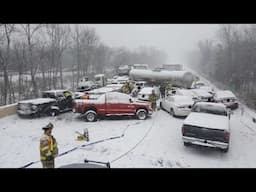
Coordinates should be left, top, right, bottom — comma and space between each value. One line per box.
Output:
87, 24, 219, 64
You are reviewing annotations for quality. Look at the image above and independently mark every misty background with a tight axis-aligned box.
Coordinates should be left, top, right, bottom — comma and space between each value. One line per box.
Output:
1, 24, 256, 109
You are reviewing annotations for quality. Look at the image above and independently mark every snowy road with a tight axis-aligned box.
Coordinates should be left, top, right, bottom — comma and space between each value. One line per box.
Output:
1, 102, 256, 168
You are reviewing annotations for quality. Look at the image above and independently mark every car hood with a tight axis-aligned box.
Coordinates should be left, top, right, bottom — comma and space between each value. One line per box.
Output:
184, 112, 229, 131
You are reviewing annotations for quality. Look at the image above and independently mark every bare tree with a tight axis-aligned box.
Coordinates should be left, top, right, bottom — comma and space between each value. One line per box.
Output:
55, 24, 71, 89
0, 24, 15, 105
20, 24, 43, 98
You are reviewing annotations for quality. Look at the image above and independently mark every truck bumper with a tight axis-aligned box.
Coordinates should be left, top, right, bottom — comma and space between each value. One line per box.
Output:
182, 136, 229, 150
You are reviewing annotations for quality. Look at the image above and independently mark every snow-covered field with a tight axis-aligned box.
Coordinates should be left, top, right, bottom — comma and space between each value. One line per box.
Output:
0, 100, 256, 168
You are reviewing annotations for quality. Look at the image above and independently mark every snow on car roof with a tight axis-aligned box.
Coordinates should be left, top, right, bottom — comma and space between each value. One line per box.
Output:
75, 92, 132, 104
88, 87, 115, 94
18, 98, 56, 105
184, 112, 229, 131
75, 94, 105, 104
215, 90, 236, 99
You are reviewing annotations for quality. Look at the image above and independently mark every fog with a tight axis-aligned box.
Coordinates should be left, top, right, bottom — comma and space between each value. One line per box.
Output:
87, 24, 218, 64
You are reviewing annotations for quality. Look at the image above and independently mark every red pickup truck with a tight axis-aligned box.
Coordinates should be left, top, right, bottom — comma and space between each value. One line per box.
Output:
73, 92, 153, 122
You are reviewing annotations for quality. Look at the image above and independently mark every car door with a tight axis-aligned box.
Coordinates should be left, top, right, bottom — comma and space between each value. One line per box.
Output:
161, 97, 168, 111
105, 92, 121, 115
118, 94, 136, 114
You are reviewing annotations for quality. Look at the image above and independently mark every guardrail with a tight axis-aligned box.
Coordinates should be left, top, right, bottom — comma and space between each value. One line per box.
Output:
0, 103, 17, 118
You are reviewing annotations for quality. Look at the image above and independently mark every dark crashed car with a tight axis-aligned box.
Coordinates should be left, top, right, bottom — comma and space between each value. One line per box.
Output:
17, 90, 73, 117
17, 98, 59, 117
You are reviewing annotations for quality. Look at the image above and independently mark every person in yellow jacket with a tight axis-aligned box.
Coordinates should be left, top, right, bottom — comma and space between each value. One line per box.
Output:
129, 81, 135, 93
149, 90, 157, 112
121, 82, 130, 94
40, 123, 58, 168
165, 82, 172, 97
64, 91, 73, 108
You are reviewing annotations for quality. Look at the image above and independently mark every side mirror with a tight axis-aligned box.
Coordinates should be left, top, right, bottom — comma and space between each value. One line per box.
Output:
129, 98, 133, 103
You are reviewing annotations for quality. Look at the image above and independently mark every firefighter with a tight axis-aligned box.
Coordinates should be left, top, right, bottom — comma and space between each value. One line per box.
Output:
159, 85, 165, 98
129, 81, 135, 93
149, 90, 157, 112
64, 91, 73, 108
64, 90, 72, 98
40, 123, 58, 168
165, 82, 172, 97
121, 82, 130, 94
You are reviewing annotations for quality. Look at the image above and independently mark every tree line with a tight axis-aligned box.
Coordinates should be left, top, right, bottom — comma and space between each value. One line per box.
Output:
187, 24, 256, 109
0, 24, 167, 106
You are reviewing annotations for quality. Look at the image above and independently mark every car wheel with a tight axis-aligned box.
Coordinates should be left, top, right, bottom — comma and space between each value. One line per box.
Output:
170, 108, 175, 117
85, 110, 97, 122
136, 109, 147, 120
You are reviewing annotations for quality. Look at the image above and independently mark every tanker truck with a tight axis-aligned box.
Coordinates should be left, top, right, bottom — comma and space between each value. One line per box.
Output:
129, 68, 196, 89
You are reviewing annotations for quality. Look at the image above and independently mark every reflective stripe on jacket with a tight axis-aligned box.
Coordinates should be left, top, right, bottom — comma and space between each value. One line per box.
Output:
40, 134, 58, 161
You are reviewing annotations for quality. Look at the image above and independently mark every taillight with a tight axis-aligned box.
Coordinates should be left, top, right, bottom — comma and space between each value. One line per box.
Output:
225, 131, 230, 142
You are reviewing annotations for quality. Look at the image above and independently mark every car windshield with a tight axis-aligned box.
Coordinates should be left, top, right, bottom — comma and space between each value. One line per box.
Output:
192, 104, 227, 116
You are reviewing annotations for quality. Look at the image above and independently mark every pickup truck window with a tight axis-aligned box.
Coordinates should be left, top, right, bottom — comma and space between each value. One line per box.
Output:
192, 104, 227, 116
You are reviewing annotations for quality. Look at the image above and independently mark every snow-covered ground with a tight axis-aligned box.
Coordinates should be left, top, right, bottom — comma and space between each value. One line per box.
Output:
0, 100, 256, 168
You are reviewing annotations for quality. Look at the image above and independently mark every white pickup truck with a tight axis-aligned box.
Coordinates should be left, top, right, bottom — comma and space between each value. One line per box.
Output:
182, 102, 231, 152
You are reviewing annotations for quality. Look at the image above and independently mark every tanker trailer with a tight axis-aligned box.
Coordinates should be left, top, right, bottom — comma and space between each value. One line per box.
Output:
129, 69, 196, 89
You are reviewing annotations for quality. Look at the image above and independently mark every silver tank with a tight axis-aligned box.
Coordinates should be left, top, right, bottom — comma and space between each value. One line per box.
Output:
129, 69, 196, 88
